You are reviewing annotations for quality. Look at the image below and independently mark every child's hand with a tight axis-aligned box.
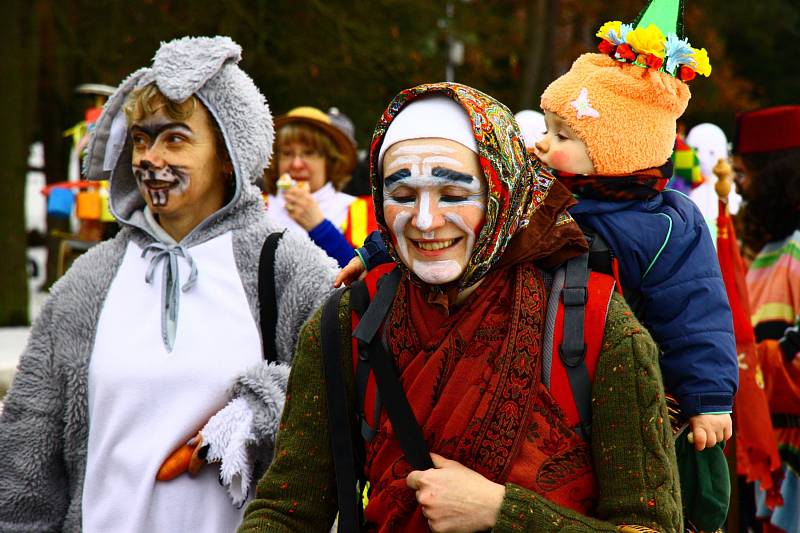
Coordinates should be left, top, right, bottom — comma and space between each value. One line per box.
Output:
334, 256, 366, 287
688, 413, 733, 451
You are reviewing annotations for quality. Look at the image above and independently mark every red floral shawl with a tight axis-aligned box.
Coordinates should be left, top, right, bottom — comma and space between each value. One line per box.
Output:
363, 262, 597, 531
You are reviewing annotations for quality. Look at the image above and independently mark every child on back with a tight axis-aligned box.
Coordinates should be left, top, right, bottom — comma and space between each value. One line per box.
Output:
532, 15, 737, 450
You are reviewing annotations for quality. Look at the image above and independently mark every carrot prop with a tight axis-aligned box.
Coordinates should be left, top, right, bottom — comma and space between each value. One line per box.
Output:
156, 440, 199, 481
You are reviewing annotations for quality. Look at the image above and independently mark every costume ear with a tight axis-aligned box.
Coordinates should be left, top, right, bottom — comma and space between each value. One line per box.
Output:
83, 67, 149, 181
150, 36, 242, 103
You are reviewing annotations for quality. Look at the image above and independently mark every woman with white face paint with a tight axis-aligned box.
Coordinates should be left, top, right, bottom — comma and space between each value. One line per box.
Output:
381, 137, 487, 287
242, 84, 682, 533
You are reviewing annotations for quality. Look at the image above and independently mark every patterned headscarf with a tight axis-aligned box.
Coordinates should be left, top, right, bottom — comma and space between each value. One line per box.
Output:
369, 82, 571, 289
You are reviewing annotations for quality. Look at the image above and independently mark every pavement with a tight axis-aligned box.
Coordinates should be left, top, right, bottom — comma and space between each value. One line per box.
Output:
0, 247, 47, 394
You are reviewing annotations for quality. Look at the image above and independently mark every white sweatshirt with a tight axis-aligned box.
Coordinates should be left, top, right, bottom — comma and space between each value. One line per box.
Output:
82, 231, 261, 532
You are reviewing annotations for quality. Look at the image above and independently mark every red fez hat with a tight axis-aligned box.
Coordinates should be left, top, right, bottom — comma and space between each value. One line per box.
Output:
734, 105, 800, 154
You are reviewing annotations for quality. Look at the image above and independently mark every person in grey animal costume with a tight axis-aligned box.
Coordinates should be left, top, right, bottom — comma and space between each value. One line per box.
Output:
0, 36, 337, 532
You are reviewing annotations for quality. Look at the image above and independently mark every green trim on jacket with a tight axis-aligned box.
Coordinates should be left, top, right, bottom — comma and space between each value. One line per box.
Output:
240, 291, 682, 532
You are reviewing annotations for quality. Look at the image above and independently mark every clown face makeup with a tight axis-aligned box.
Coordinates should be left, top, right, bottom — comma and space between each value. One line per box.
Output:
535, 111, 595, 175
130, 104, 227, 223
382, 138, 486, 285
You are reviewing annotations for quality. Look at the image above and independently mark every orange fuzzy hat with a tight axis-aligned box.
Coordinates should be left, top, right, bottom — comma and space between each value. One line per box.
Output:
541, 53, 690, 175
541, 0, 711, 175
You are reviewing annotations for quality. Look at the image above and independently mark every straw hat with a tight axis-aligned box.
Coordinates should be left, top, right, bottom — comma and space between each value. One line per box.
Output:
274, 106, 357, 174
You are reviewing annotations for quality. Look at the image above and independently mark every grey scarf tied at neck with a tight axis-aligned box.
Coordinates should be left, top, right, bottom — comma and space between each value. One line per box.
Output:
141, 242, 199, 351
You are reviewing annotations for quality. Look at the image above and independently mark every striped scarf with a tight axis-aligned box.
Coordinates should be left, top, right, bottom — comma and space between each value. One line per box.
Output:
556, 161, 673, 201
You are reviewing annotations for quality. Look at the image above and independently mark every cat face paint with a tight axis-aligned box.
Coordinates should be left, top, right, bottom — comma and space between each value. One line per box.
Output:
132, 159, 190, 207
130, 105, 226, 218
382, 138, 486, 285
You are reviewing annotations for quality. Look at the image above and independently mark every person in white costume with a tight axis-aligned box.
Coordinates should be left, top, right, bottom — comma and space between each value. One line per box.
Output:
686, 123, 742, 236
0, 36, 337, 533
514, 109, 547, 150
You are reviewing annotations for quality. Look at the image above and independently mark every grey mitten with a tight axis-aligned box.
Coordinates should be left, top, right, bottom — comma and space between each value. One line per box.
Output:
200, 397, 256, 507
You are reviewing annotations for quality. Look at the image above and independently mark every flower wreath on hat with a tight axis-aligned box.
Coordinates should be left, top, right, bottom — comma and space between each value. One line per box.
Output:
594, 0, 711, 83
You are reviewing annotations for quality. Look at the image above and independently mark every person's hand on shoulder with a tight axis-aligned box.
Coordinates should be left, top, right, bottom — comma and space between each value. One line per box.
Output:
334, 255, 367, 287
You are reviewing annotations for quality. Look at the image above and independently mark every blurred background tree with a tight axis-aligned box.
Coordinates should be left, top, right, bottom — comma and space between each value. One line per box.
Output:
1, 0, 796, 325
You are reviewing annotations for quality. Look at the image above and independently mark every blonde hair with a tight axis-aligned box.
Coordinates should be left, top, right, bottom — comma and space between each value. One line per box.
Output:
124, 83, 197, 123
264, 122, 351, 195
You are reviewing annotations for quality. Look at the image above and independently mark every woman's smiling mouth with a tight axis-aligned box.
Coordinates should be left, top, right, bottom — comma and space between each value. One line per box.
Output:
412, 237, 462, 253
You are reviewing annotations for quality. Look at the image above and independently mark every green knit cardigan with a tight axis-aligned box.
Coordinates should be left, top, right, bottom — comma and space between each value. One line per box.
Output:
240, 291, 682, 532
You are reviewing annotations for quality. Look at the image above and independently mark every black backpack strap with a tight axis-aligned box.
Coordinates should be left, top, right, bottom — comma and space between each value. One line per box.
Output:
560, 253, 592, 441
321, 288, 363, 533
258, 231, 285, 363
351, 281, 380, 442
353, 269, 402, 345
354, 270, 435, 471
584, 226, 614, 278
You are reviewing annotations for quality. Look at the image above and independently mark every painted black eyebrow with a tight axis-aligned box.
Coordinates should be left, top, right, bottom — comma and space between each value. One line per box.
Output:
431, 167, 475, 184
383, 168, 411, 186
129, 122, 193, 139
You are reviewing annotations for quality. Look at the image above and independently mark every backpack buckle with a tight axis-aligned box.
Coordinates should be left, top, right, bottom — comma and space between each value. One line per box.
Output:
357, 341, 370, 361
559, 344, 587, 368
562, 286, 587, 307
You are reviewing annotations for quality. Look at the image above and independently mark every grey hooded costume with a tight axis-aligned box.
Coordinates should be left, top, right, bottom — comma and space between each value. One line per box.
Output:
0, 36, 336, 532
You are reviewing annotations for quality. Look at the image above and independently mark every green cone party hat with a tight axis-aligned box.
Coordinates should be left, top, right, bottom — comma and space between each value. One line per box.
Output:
633, 0, 684, 38
595, 0, 709, 81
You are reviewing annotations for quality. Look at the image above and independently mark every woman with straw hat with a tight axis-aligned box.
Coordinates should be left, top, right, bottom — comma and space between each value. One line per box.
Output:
266, 106, 377, 267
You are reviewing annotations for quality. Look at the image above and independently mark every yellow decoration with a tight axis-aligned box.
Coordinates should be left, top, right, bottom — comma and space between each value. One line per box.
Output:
737, 352, 749, 370
625, 24, 666, 58
99, 182, 115, 223
63, 121, 88, 149
691, 47, 712, 77
362, 481, 371, 509
596, 21, 622, 41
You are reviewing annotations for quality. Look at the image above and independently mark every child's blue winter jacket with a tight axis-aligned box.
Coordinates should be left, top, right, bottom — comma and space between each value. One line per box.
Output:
570, 189, 738, 417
